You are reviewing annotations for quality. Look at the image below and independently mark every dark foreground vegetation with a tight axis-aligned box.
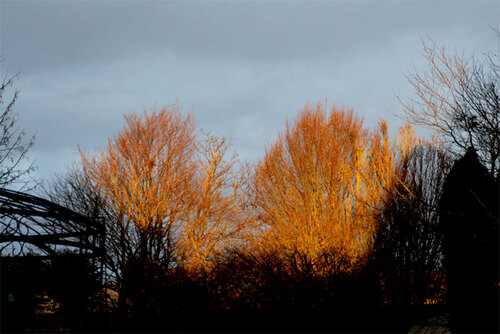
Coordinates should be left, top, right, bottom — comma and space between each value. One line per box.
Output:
0, 250, 447, 333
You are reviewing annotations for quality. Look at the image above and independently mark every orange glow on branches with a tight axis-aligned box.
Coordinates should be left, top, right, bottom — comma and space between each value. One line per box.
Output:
251, 103, 420, 272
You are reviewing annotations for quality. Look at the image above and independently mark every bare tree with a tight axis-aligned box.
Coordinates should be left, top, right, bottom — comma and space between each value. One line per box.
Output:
399, 39, 500, 175
373, 142, 452, 306
0, 69, 35, 189
43, 166, 113, 279
44, 165, 104, 219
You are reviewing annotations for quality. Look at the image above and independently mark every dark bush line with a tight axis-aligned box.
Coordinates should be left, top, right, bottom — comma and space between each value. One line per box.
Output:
113, 249, 442, 333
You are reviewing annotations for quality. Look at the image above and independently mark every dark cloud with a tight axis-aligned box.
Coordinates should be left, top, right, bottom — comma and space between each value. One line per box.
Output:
0, 0, 497, 182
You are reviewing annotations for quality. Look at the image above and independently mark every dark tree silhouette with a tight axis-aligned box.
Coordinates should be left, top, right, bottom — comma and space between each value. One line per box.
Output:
373, 144, 451, 308
439, 147, 499, 332
399, 39, 500, 175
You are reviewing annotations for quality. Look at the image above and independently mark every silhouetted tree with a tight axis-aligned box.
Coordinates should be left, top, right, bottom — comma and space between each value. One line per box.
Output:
43, 166, 115, 286
373, 143, 451, 307
439, 147, 499, 332
399, 39, 500, 175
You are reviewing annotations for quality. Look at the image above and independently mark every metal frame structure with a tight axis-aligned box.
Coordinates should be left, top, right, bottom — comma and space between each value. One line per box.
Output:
0, 188, 104, 259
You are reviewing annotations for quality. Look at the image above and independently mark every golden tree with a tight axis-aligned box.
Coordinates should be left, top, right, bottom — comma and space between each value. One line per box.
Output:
251, 103, 419, 272
178, 133, 252, 271
80, 104, 197, 270
80, 104, 252, 276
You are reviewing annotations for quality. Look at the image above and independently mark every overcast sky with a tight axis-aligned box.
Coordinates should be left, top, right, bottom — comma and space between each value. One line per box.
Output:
0, 0, 498, 185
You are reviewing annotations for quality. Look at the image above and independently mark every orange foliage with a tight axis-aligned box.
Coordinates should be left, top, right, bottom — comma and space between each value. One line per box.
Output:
178, 134, 253, 271
79, 101, 422, 275
80, 104, 252, 272
80, 104, 197, 263
251, 103, 420, 271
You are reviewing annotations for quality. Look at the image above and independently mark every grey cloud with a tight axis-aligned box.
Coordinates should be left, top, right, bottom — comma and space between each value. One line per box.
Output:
2, 1, 495, 73
0, 1, 498, 182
